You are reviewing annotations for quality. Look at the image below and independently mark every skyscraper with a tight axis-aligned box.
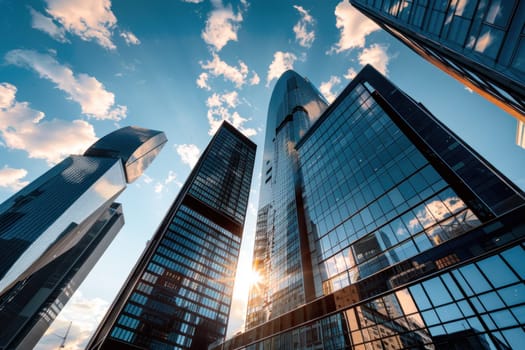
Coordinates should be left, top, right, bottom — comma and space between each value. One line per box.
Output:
215, 66, 525, 349
348, 0, 525, 147
87, 121, 256, 350
0, 126, 167, 350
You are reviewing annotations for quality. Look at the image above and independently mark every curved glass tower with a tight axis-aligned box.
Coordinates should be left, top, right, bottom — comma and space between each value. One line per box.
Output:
246, 71, 328, 327
0, 126, 166, 350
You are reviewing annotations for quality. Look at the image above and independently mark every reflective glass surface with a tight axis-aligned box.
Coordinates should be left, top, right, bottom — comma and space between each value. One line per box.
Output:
90, 122, 256, 350
299, 83, 481, 295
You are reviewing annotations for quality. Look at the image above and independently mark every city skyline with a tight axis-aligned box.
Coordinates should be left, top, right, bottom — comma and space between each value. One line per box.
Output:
0, 1, 524, 349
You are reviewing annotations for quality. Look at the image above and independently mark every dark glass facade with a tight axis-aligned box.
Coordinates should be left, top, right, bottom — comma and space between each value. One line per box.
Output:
349, 0, 525, 147
87, 122, 256, 350
216, 66, 525, 349
0, 126, 166, 349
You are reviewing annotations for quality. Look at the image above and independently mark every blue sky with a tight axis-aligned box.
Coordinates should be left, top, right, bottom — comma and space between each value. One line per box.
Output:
0, 0, 523, 348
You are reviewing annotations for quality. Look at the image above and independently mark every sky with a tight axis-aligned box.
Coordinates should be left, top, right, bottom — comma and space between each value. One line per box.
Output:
0, 0, 524, 349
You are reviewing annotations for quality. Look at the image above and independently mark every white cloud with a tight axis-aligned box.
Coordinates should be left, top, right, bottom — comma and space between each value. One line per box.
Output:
465, 86, 474, 93
204, 91, 256, 137
0, 167, 29, 191
207, 107, 256, 137
164, 170, 181, 187
344, 67, 357, 80
0, 82, 97, 164
200, 53, 250, 88
142, 174, 153, 184
267, 51, 297, 86
29, 8, 68, 43
293, 5, 315, 48
250, 72, 260, 85
206, 91, 239, 108
329, 0, 380, 53
202, 4, 243, 51
358, 44, 390, 76
42, 0, 118, 49
176, 144, 201, 168
120, 30, 140, 45
222, 91, 239, 108
154, 182, 164, 193
5, 49, 126, 121
196, 72, 211, 90
320, 75, 342, 103
35, 291, 109, 350
182, 0, 204, 3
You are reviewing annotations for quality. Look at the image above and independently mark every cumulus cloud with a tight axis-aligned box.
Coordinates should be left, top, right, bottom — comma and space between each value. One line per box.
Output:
344, 67, 357, 80
29, 8, 68, 43
0, 82, 97, 164
207, 108, 256, 137
293, 5, 315, 48
329, 0, 380, 53
196, 72, 211, 90
164, 170, 181, 187
5, 49, 127, 121
203, 90, 256, 136
35, 291, 109, 350
358, 44, 390, 76
42, 0, 120, 49
267, 51, 297, 86
320, 75, 342, 103
120, 30, 140, 45
202, 3, 243, 51
176, 144, 201, 168
0, 167, 29, 191
200, 53, 250, 88
250, 72, 260, 85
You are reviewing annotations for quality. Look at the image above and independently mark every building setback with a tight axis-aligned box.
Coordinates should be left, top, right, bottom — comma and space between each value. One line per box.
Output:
87, 121, 256, 350
0, 126, 167, 350
349, 0, 525, 148
214, 65, 525, 349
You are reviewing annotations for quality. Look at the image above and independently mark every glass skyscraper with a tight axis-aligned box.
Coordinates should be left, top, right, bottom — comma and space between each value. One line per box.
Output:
87, 121, 256, 350
0, 126, 167, 350
214, 65, 525, 349
348, 0, 525, 148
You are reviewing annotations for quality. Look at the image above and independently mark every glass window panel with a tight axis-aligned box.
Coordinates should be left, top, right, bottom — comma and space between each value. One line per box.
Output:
410, 284, 432, 310
491, 309, 517, 328
511, 305, 525, 323
389, 218, 410, 241
485, 0, 514, 27
421, 309, 440, 326
458, 300, 474, 317
502, 328, 525, 350
436, 303, 462, 322
422, 277, 453, 306
414, 231, 433, 251
498, 284, 525, 306
474, 25, 504, 59
513, 39, 525, 73
467, 316, 484, 332
501, 246, 525, 279
444, 320, 469, 334
478, 291, 505, 311
441, 274, 463, 299
459, 264, 492, 294
477, 255, 518, 288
